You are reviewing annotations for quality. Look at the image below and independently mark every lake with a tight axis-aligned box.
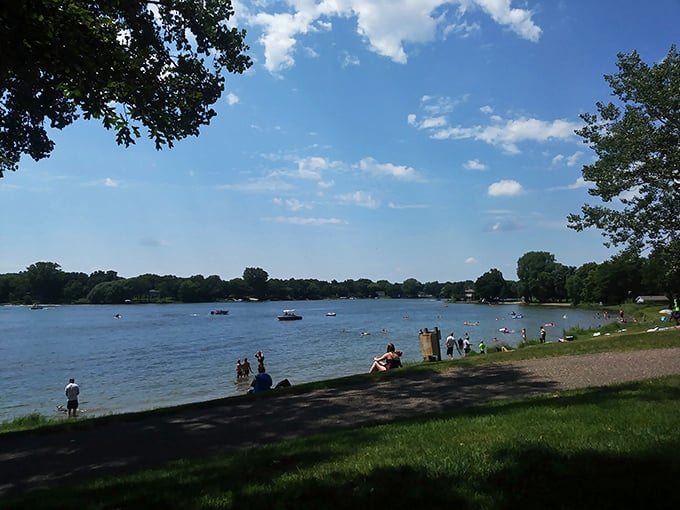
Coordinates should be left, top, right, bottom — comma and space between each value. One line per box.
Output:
0, 299, 610, 422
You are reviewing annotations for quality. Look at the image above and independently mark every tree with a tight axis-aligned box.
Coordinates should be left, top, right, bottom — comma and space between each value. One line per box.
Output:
568, 46, 680, 274
474, 269, 506, 302
0, 0, 252, 176
242, 267, 269, 300
25, 261, 65, 303
517, 252, 556, 302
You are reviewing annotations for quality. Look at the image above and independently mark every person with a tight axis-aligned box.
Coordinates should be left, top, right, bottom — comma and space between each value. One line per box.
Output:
236, 359, 244, 379
241, 357, 252, 378
463, 336, 471, 354
478, 340, 486, 354
455, 337, 464, 356
250, 364, 273, 394
255, 350, 265, 371
539, 326, 546, 343
445, 332, 455, 360
521, 327, 527, 343
369, 343, 402, 373
64, 378, 80, 417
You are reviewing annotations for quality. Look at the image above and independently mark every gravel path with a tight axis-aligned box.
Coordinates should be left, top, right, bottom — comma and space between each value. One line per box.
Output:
1, 347, 679, 496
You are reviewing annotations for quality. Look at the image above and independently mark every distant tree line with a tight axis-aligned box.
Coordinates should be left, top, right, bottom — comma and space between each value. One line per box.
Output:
0, 249, 677, 306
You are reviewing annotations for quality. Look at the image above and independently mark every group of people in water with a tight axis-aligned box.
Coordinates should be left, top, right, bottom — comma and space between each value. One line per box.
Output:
236, 351, 273, 393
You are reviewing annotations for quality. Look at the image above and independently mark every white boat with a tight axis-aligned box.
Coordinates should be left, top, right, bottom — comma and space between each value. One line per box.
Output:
278, 310, 302, 321
326, 312, 336, 316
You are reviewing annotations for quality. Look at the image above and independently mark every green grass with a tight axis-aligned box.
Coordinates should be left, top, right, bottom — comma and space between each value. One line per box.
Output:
0, 413, 55, 433
3, 375, 679, 509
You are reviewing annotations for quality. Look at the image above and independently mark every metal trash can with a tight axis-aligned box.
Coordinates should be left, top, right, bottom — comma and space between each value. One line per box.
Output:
418, 327, 442, 361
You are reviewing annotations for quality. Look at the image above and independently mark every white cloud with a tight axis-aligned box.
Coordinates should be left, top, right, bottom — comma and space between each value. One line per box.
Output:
553, 151, 583, 167
219, 176, 294, 193
488, 179, 523, 196
274, 197, 312, 211
340, 51, 360, 67
567, 177, 588, 189
413, 98, 581, 153
336, 190, 379, 208
265, 216, 346, 226
105, 178, 119, 188
226, 92, 240, 105
465, 257, 478, 264
480, 105, 494, 114
464, 159, 487, 171
247, 1, 542, 73
387, 202, 427, 209
296, 156, 331, 179
358, 157, 424, 181
469, 0, 542, 42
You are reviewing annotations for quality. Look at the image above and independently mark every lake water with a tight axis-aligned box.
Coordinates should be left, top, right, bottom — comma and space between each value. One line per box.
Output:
0, 300, 610, 422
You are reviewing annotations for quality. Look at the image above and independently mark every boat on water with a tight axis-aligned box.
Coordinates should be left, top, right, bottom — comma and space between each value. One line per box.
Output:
210, 309, 229, 315
30, 304, 44, 310
278, 310, 302, 321
326, 312, 336, 316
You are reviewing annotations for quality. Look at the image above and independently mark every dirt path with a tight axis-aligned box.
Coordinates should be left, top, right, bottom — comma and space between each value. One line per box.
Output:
1, 348, 679, 496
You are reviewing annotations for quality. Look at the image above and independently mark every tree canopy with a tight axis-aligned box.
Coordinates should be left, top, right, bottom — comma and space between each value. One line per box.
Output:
568, 46, 680, 276
0, 0, 252, 176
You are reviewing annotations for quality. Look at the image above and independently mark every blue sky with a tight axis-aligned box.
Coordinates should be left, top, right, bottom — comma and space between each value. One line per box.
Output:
1, 0, 679, 283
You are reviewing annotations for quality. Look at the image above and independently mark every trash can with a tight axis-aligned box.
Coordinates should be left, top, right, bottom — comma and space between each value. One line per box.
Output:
418, 327, 442, 361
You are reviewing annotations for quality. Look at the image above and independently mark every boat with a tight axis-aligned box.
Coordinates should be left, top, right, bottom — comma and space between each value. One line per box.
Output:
278, 310, 302, 321
210, 309, 229, 315
326, 312, 336, 316
30, 304, 44, 310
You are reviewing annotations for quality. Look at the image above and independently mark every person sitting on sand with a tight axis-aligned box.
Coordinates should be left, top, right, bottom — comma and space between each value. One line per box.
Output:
249, 364, 273, 394
369, 343, 402, 373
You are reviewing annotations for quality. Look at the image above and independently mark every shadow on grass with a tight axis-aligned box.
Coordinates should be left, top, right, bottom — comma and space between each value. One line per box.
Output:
3, 378, 680, 509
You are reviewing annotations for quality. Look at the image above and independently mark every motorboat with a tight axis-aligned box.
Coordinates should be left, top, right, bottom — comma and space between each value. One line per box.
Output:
210, 309, 229, 315
30, 304, 44, 310
278, 310, 302, 321
326, 312, 336, 316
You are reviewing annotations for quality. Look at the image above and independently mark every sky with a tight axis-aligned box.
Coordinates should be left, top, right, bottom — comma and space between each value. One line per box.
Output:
1, 0, 679, 283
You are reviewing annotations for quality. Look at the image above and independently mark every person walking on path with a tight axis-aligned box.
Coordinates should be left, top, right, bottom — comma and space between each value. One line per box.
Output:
64, 378, 80, 417
445, 332, 456, 360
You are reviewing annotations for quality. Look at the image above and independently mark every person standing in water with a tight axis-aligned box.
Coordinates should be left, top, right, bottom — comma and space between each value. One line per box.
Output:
64, 378, 80, 417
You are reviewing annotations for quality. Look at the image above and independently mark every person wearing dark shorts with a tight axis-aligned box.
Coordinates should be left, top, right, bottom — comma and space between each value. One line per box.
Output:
64, 378, 80, 417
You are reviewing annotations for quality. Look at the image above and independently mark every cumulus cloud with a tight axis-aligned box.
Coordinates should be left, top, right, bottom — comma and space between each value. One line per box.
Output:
336, 190, 379, 208
225, 92, 240, 105
247, 1, 542, 73
488, 179, 523, 196
464, 159, 487, 171
104, 177, 119, 188
358, 157, 424, 181
465, 256, 478, 264
411, 96, 581, 153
